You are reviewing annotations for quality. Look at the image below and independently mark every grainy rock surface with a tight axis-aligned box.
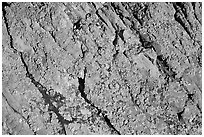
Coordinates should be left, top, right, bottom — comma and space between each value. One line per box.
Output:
2, 2, 202, 135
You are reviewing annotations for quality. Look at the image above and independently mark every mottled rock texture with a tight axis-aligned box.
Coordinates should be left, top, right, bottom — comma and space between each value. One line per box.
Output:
2, 2, 202, 135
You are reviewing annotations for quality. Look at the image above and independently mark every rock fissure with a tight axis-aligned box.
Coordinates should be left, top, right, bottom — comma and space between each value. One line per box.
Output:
77, 68, 121, 135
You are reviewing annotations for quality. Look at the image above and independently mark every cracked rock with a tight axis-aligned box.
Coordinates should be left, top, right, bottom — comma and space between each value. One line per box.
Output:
2, 2, 202, 135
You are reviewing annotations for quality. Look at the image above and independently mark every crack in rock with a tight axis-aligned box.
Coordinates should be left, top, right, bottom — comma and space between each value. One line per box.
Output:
173, 3, 194, 40
2, 4, 77, 135
19, 52, 78, 135
77, 68, 121, 135
2, 2, 202, 135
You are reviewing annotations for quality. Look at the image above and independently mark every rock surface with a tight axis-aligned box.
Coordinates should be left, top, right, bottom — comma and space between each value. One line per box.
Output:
2, 2, 202, 135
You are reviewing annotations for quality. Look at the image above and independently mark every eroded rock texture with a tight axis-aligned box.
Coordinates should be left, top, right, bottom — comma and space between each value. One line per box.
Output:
2, 2, 202, 135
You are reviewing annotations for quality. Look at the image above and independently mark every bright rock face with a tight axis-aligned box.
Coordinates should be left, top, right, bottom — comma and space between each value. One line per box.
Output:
2, 2, 202, 135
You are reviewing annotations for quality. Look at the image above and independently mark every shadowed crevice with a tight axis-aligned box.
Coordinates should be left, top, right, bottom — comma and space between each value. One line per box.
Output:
77, 68, 121, 135
2, 5, 77, 134
19, 52, 78, 135
172, 2, 193, 40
